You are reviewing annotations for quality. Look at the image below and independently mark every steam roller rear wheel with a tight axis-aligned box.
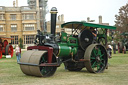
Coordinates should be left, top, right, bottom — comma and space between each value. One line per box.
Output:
0, 51, 2, 59
84, 44, 108, 73
20, 50, 57, 77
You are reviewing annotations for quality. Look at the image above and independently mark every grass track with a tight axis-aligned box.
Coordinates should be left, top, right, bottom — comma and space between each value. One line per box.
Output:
0, 51, 128, 85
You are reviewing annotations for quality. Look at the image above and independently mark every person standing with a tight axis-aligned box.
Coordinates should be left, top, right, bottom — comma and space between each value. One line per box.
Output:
107, 45, 112, 58
90, 27, 97, 43
112, 41, 116, 54
15, 45, 21, 62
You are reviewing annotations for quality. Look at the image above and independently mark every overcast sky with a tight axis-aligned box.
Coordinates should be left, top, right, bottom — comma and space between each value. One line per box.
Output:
0, 0, 128, 25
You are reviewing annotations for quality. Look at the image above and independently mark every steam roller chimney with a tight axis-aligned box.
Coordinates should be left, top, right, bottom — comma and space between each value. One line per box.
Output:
50, 7, 58, 36
61, 14, 64, 21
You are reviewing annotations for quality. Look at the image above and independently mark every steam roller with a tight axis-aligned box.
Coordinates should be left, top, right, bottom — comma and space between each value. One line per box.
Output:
18, 7, 116, 77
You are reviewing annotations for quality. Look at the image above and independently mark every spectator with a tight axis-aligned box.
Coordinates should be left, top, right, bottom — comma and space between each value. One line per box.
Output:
15, 45, 21, 62
112, 41, 116, 54
107, 45, 112, 58
90, 27, 97, 42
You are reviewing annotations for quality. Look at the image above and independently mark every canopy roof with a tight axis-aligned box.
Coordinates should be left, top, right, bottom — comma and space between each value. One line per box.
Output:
61, 21, 116, 30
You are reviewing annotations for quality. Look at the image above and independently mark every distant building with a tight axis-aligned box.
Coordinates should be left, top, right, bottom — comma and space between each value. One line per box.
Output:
0, 6, 40, 48
98, 15, 110, 36
87, 16, 110, 36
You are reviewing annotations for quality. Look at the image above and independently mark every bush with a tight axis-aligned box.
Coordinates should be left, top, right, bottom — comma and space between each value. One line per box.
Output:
19, 38, 23, 49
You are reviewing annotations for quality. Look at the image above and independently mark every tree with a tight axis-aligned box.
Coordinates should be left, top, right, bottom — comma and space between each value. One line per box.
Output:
107, 35, 112, 43
115, 3, 128, 33
19, 38, 23, 49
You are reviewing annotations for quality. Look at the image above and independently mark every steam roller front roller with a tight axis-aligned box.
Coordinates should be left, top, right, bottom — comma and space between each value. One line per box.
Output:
20, 50, 57, 77
84, 44, 108, 73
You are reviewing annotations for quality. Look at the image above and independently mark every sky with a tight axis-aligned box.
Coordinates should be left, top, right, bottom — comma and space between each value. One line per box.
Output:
0, 0, 128, 25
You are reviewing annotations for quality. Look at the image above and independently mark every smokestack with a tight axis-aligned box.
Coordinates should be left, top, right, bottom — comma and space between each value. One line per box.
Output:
99, 15, 102, 24
16, 0, 18, 7
13, 1, 15, 7
58, 15, 60, 21
50, 7, 58, 36
61, 14, 64, 21
87, 17, 90, 22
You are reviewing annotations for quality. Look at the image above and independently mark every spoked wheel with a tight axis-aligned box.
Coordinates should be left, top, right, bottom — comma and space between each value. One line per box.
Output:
84, 44, 108, 73
20, 50, 57, 77
98, 37, 105, 46
0, 51, 2, 59
5, 44, 13, 58
39, 52, 57, 77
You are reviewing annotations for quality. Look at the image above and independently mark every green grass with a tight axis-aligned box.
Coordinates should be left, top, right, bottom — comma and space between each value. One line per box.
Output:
0, 51, 128, 85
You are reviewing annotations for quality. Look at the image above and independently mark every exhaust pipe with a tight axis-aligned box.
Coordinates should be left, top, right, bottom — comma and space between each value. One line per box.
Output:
50, 7, 58, 36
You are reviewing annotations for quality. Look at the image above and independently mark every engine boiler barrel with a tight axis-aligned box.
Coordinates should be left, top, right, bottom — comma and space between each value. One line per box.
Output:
57, 45, 77, 57
50, 7, 58, 36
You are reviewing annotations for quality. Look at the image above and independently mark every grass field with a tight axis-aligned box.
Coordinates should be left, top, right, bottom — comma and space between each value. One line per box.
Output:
0, 51, 128, 85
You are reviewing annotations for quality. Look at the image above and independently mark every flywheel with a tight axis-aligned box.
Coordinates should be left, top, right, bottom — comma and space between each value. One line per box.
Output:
78, 29, 93, 50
